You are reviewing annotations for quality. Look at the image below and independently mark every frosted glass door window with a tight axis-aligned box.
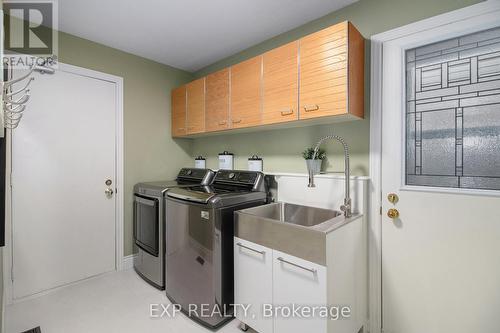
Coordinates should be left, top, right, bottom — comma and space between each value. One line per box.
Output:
406, 27, 500, 190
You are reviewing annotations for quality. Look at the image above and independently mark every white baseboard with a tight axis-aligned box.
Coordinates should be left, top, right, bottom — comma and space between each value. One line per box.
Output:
6, 256, 137, 305
9, 270, 117, 304
122, 254, 137, 270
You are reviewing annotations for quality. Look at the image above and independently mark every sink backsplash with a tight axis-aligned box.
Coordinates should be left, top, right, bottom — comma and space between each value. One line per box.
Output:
265, 173, 369, 215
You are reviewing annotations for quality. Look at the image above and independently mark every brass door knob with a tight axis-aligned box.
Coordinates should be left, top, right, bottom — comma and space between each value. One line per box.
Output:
387, 208, 399, 219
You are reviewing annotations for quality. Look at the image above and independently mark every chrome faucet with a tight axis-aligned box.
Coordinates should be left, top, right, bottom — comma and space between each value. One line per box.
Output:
307, 134, 352, 218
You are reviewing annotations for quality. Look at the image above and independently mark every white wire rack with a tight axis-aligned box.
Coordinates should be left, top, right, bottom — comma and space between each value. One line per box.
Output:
2, 59, 55, 129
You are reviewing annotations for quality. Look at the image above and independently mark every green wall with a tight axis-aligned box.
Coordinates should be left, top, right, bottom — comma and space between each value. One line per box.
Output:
58, 32, 193, 256
191, 0, 481, 175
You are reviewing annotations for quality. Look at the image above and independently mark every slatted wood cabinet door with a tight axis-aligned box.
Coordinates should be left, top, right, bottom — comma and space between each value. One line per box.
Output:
262, 41, 298, 124
171, 85, 186, 137
206, 68, 230, 132
299, 21, 364, 119
186, 78, 205, 134
230, 56, 262, 129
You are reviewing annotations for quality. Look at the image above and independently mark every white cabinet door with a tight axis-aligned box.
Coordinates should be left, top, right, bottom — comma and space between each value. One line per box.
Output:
234, 237, 273, 333
273, 250, 327, 333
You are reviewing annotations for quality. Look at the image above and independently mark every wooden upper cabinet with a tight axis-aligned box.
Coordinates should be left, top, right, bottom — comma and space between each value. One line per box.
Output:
230, 56, 262, 129
299, 21, 364, 120
170, 21, 364, 137
346, 22, 365, 119
206, 68, 230, 132
262, 41, 298, 125
186, 78, 205, 134
171, 85, 186, 137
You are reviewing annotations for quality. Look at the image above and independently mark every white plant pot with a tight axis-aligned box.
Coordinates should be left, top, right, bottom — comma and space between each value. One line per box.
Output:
306, 159, 322, 174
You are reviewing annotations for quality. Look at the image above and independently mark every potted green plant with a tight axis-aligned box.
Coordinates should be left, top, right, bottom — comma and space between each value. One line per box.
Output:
302, 147, 326, 175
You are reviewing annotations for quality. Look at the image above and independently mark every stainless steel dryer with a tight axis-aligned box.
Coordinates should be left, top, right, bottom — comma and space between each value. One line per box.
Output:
165, 170, 267, 329
133, 168, 214, 290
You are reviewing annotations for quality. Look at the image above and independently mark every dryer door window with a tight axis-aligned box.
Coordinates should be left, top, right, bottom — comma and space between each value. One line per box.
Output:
134, 194, 160, 256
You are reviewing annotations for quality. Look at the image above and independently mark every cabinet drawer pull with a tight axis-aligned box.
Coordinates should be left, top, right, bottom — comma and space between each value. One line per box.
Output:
280, 109, 294, 116
178, 127, 185, 130
236, 242, 265, 255
277, 257, 317, 274
218, 120, 227, 126
232, 119, 242, 124
303, 104, 319, 112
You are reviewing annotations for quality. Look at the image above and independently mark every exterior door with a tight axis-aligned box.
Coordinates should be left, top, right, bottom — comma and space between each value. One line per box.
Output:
380, 8, 500, 333
11, 64, 117, 299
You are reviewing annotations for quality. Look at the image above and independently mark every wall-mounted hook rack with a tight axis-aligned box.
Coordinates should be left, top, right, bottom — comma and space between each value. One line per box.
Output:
2, 58, 56, 129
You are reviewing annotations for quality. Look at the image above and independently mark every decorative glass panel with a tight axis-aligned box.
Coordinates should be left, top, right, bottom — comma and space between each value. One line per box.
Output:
406, 27, 500, 190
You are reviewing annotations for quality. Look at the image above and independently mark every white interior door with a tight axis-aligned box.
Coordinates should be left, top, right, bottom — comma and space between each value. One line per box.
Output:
11, 64, 117, 299
380, 8, 500, 333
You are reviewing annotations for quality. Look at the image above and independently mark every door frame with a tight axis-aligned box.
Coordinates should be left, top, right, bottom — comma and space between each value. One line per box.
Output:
369, 1, 500, 332
3, 62, 124, 304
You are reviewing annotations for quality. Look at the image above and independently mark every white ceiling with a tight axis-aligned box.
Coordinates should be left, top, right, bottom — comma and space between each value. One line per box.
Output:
57, 0, 357, 72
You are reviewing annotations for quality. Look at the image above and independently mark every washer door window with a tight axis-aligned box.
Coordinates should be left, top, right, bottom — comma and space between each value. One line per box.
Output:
134, 195, 159, 256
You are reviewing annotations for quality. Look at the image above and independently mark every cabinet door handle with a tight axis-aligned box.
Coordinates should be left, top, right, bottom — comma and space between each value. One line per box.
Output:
303, 104, 319, 112
236, 242, 265, 255
218, 120, 227, 126
232, 119, 242, 124
280, 109, 294, 116
277, 257, 317, 274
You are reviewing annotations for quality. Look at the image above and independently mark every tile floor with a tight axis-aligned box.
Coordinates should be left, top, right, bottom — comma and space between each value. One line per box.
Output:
5, 269, 254, 333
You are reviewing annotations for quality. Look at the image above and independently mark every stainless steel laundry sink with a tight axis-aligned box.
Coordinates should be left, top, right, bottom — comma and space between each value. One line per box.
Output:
243, 202, 342, 227
235, 202, 361, 265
